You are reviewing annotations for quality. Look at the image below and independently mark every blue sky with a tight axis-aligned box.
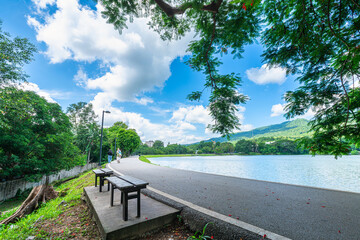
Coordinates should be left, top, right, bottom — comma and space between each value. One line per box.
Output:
0, 0, 313, 144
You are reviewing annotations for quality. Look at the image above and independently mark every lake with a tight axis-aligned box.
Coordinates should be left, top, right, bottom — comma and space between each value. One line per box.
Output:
150, 155, 360, 193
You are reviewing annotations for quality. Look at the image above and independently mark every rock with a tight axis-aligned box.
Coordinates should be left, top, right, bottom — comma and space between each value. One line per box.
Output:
58, 200, 67, 206
34, 215, 44, 225
26, 236, 35, 240
9, 224, 18, 229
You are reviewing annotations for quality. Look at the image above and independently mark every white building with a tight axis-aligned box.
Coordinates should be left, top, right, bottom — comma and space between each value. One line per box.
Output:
144, 140, 154, 147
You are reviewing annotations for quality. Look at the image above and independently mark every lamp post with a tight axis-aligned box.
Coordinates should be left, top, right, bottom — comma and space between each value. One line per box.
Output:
114, 137, 117, 158
99, 110, 110, 166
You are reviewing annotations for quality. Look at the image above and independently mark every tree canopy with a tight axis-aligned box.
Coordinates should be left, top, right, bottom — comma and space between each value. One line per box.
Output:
0, 87, 82, 181
261, 0, 360, 157
98, 0, 359, 156
0, 20, 36, 84
67, 102, 100, 162
106, 121, 141, 157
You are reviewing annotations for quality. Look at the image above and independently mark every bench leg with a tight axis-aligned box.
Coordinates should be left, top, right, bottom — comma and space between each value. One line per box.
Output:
137, 190, 141, 218
123, 192, 128, 221
95, 175, 97, 187
121, 192, 123, 204
110, 185, 114, 206
108, 180, 110, 191
99, 176, 103, 192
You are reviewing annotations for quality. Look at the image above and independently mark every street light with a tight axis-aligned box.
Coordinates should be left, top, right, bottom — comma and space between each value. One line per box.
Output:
99, 110, 111, 166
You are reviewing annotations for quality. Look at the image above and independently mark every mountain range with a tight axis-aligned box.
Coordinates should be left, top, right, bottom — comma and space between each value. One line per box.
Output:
205, 119, 312, 143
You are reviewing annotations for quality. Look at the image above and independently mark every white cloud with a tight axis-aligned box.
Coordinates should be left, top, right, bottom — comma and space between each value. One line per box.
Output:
27, 0, 193, 105
177, 121, 197, 131
170, 105, 213, 126
73, 68, 88, 87
246, 64, 287, 85
31, 0, 56, 10
91, 101, 203, 144
134, 97, 154, 106
271, 103, 286, 117
27, 0, 251, 144
18, 82, 57, 103
240, 124, 254, 132
301, 108, 315, 119
270, 103, 315, 120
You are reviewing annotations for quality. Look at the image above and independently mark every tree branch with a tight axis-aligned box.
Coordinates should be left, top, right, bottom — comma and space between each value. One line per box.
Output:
349, 0, 360, 9
340, 74, 350, 128
154, 0, 223, 17
326, 0, 350, 50
205, 13, 218, 89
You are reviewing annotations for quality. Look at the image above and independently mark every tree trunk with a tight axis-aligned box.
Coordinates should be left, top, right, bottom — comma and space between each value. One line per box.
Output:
87, 149, 91, 164
0, 177, 58, 225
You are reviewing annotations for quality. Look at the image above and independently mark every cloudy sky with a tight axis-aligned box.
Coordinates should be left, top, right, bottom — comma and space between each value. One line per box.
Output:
1, 0, 310, 144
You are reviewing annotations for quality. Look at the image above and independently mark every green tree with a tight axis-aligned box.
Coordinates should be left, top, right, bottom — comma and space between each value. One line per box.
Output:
0, 20, 36, 84
66, 102, 100, 163
257, 142, 277, 155
153, 140, 165, 149
235, 139, 256, 154
261, 0, 360, 157
98, 0, 261, 137
274, 139, 299, 154
106, 122, 141, 157
0, 87, 81, 181
220, 142, 235, 153
164, 144, 188, 154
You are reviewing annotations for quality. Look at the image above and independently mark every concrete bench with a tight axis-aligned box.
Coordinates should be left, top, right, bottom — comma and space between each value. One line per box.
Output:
105, 175, 149, 221
93, 168, 113, 192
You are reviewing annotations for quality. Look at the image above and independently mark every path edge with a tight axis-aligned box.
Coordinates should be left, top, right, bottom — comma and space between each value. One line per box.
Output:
107, 162, 291, 240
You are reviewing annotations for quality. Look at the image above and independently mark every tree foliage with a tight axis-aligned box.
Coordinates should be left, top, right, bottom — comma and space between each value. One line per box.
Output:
67, 102, 100, 162
153, 140, 165, 149
97, 0, 360, 156
0, 87, 81, 181
0, 20, 36, 84
106, 121, 141, 157
99, 0, 261, 137
261, 0, 360, 157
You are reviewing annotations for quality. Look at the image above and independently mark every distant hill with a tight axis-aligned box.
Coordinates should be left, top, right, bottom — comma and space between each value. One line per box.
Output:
205, 119, 312, 143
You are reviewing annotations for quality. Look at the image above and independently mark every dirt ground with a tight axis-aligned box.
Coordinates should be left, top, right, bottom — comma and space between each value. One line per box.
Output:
33, 200, 194, 240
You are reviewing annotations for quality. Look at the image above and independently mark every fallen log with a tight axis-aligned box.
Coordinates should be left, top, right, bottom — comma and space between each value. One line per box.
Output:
0, 178, 58, 225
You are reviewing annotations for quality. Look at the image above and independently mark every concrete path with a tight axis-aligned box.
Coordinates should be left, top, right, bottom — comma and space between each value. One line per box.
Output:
109, 156, 360, 240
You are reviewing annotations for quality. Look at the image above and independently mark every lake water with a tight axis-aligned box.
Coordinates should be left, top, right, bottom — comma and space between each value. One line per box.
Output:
150, 155, 360, 193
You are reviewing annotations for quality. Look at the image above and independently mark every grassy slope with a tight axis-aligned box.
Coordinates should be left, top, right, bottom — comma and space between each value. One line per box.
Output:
0, 170, 95, 239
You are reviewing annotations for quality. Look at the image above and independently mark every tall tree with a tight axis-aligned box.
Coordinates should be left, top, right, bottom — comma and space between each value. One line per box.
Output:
0, 20, 36, 84
106, 122, 141, 157
261, 0, 360, 157
235, 139, 256, 154
0, 87, 80, 181
98, 0, 261, 137
66, 102, 100, 162
153, 140, 165, 149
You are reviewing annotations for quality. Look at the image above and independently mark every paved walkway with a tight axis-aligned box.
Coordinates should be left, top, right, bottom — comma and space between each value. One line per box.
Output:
109, 156, 360, 240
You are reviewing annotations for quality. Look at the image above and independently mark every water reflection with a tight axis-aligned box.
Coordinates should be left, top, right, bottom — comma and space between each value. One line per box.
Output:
150, 155, 360, 193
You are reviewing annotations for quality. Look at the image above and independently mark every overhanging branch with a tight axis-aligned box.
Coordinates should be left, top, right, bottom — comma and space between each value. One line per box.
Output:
154, 0, 223, 17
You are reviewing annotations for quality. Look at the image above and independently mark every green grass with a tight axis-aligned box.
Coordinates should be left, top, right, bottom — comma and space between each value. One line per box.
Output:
0, 170, 95, 240
139, 155, 151, 163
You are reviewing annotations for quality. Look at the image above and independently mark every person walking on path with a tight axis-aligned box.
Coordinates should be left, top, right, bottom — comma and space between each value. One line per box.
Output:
117, 148, 122, 163
107, 149, 113, 163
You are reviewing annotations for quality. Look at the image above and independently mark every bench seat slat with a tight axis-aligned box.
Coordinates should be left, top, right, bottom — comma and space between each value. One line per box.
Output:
106, 176, 134, 190
93, 169, 103, 175
101, 168, 113, 174
119, 175, 148, 186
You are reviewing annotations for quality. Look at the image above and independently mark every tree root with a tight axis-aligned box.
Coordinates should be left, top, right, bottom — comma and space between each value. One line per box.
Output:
0, 182, 58, 225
